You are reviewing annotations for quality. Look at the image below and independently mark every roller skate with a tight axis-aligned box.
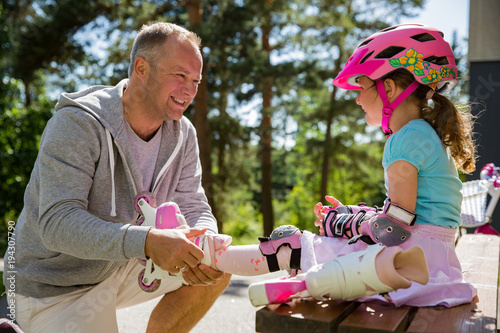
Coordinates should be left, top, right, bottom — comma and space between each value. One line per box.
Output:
135, 192, 232, 292
248, 244, 429, 307
135, 192, 187, 292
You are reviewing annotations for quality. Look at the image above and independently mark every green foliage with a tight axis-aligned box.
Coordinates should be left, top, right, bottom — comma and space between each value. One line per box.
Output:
218, 188, 263, 245
276, 179, 319, 232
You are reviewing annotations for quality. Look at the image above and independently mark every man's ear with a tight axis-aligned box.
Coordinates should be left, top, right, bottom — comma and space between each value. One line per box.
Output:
133, 57, 150, 82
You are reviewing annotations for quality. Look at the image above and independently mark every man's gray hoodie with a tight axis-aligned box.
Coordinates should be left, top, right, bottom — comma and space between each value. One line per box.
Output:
5, 79, 217, 298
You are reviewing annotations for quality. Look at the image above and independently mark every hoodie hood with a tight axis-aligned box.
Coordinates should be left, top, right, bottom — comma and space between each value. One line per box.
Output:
55, 80, 128, 137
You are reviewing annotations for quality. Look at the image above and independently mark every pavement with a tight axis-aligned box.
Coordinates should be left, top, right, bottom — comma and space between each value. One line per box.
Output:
0, 271, 286, 332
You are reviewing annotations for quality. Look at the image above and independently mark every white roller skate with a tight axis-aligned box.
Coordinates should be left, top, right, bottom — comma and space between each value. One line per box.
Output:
135, 192, 187, 292
135, 192, 231, 292
248, 244, 429, 307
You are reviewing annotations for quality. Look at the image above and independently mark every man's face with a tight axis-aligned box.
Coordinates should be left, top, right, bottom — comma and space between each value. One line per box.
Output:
143, 38, 203, 121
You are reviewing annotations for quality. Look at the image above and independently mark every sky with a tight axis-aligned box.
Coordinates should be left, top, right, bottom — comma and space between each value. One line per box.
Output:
400, 0, 470, 44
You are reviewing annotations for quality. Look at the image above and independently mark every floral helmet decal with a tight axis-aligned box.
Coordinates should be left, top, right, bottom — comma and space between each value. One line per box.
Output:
332, 23, 458, 136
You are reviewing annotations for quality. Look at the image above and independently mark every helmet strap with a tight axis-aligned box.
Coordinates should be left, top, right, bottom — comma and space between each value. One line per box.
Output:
376, 79, 420, 137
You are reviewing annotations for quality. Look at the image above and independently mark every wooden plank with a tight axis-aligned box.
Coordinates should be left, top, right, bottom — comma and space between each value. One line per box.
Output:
406, 297, 496, 333
407, 234, 500, 332
338, 300, 414, 333
256, 299, 359, 333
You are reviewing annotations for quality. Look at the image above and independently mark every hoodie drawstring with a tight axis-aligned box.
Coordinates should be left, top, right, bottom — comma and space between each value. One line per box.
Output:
151, 130, 184, 193
106, 129, 117, 217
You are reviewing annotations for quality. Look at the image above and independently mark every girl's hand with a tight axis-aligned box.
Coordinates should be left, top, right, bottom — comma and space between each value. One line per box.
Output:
314, 196, 342, 236
325, 196, 341, 208
314, 202, 326, 236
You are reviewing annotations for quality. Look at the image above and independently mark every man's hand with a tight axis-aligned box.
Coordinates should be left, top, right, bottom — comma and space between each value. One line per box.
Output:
182, 264, 225, 286
144, 227, 206, 275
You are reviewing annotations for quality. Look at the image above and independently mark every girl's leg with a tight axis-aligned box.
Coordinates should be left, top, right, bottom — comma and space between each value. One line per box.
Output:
248, 244, 429, 307
201, 225, 301, 276
213, 244, 292, 276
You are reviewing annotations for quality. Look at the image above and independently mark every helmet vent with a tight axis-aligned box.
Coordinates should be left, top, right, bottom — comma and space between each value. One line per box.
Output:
359, 51, 374, 64
423, 56, 449, 66
374, 46, 405, 59
358, 38, 374, 48
410, 33, 436, 42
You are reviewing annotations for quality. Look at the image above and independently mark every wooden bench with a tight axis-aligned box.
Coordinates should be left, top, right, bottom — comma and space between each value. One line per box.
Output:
255, 233, 500, 332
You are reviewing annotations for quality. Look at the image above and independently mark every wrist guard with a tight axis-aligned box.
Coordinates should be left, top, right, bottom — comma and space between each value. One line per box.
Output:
323, 205, 378, 244
324, 200, 416, 246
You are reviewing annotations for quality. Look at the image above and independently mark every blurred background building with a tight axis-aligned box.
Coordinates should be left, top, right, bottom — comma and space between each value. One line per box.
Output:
468, 0, 500, 228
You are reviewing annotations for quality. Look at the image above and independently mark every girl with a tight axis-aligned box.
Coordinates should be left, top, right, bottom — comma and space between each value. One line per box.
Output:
247, 23, 476, 308
309, 23, 477, 307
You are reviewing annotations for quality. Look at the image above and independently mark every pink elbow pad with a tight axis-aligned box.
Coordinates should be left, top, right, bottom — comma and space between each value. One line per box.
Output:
360, 200, 416, 246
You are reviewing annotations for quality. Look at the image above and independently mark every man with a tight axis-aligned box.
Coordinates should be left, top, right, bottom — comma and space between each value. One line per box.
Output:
5, 22, 230, 332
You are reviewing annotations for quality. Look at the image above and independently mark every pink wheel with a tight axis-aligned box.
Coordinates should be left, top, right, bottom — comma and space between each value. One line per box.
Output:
138, 269, 161, 293
136, 217, 145, 227
134, 191, 156, 214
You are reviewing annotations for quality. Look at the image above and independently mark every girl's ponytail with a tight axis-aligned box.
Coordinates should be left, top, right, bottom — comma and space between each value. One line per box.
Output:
422, 93, 476, 174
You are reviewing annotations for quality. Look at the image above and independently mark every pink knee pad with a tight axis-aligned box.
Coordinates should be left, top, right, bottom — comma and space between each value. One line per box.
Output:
259, 225, 302, 272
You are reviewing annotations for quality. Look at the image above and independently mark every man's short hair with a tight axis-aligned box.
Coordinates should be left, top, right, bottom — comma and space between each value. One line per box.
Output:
128, 22, 202, 77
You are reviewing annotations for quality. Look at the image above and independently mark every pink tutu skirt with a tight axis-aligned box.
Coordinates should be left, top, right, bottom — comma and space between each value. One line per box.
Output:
300, 224, 477, 307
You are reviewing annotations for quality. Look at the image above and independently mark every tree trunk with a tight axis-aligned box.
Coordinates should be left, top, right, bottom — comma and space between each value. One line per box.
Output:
261, 77, 274, 236
215, 86, 229, 233
320, 85, 338, 203
319, 28, 347, 204
24, 80, 31, 107
320, 108, 333, 203
186, 0, 217, 229
261, 0, 274, 236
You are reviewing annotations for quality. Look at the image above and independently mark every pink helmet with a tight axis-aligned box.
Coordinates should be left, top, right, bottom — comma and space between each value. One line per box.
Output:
333, 23, 458, 93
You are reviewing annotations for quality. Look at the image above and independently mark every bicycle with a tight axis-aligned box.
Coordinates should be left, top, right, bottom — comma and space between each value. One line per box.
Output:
461, 163, 500, 235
